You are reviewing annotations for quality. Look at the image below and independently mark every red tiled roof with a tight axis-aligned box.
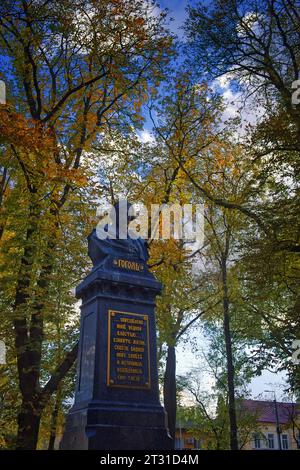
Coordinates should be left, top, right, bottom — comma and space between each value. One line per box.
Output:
241, 399, 299, 425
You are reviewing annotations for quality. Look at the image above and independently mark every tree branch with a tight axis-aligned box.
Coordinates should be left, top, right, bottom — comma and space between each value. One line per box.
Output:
41, 342, 78, 402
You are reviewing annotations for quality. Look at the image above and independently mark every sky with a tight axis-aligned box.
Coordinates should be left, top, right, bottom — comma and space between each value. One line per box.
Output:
176, 339, 288, 401
150, 0, 288, 401
159, 0, 190, 36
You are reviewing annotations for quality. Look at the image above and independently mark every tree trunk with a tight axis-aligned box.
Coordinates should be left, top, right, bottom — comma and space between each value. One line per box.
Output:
16, 397, 43, 450
48, 387, 62, 450
163, 343, 176, 444
13, 205, 59, 449
221, 259, 238, 450
15, 343, 78, 449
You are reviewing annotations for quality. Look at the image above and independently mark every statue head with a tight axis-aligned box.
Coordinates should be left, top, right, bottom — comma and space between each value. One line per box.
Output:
89, 199, 148, 265
109, 200, 136, 239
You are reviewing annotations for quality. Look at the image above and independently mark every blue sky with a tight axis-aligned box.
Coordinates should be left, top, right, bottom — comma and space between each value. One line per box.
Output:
158, 0, 191, 36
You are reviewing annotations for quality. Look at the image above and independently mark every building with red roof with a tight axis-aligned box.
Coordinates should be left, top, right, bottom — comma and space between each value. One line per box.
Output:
241, 399, 300, 450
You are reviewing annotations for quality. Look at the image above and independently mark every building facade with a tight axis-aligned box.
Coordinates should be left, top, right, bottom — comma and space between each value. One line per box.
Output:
175, 399, 300, 450
242, 399, 300, 450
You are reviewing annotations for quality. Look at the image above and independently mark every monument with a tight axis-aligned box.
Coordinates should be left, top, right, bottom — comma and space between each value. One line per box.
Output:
60, 201, 172, 450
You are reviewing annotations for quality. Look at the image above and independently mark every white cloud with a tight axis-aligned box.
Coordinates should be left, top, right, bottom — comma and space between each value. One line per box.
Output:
213, 72, 233, 89
137, 129, 155, 143
211, 74, 265, 136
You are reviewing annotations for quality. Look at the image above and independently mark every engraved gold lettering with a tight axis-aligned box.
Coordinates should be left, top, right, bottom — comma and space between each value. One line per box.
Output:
108, 310, 150, 389
115, 259, 143, 271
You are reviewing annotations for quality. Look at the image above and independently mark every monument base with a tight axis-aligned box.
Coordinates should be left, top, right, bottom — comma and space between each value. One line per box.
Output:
60, 401, 172, 450
60, 223, 172, 451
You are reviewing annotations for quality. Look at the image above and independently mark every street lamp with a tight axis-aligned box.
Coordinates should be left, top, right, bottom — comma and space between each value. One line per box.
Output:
265, 390, 282, 450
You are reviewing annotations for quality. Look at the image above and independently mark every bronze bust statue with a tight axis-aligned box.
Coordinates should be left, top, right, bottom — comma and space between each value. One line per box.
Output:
88, 201, 148, 268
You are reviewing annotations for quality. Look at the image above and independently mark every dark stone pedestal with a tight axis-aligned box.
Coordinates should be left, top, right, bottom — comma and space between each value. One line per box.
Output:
60, 256, 172, 450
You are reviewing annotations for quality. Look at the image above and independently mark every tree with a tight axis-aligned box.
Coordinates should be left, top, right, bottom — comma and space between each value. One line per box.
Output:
0, 0, 172, 449
204, 209, 239, 449
136, 74, 224, 441
178, 326, 260, 451
185, 0, 299, 251
186, 0, 300, 150
175, 138, 263, 449
184, 0, 300, 394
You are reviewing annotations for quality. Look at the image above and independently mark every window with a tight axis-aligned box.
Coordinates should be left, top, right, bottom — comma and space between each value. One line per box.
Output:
282, 434, 289, 450
185, 436, 195, 445
267, 434, 275, 449
253, 433, 261, 449
174, 437, 183, 450
193, 439, 201, 450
